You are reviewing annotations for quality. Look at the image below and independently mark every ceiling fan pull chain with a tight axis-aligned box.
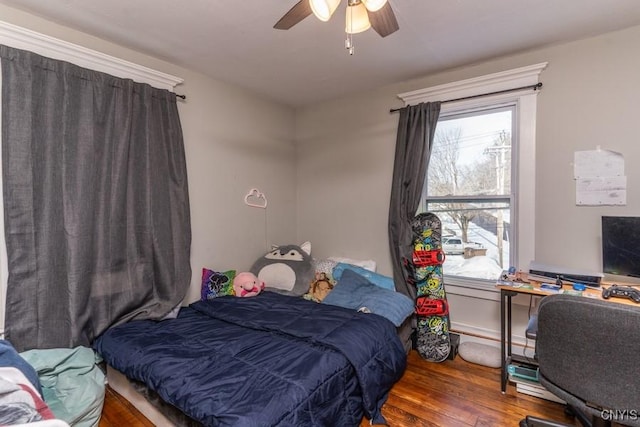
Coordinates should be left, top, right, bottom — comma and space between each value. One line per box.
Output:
345, 3, 355, 55
345, 32, 354, 55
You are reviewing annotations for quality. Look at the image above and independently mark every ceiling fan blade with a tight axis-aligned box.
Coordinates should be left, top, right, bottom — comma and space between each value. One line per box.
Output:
367, 2, 399, 37
274, 0, 314, 30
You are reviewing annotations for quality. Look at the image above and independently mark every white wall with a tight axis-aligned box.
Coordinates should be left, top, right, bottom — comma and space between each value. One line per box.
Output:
0, 4, 298, 307
296, 25, 640, 344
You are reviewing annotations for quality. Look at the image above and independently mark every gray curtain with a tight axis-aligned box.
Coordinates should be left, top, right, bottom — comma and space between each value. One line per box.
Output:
1, 45, 192, 351
388, 102, 441, 299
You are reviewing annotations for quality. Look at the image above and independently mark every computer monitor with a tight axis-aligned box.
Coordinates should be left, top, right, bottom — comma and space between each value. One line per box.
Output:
602, 216, 640, 279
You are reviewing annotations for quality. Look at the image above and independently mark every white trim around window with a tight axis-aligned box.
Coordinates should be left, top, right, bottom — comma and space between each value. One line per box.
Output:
397, 63, 547, 294
0, 20, 183, 91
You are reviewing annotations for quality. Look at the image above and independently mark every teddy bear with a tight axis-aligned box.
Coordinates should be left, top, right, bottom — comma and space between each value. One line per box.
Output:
306, 272, 334, 302
233, 271, 265, 297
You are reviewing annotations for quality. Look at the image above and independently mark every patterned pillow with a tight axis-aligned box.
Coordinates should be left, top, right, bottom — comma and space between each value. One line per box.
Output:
312, 258, 338, 284
201, 268, 236, 300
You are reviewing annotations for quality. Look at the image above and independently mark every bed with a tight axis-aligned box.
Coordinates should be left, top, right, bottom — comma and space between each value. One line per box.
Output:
94, 291, 408, 426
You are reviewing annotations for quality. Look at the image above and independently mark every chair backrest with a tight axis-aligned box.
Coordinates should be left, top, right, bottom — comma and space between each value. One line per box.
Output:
537, 294, 640, 411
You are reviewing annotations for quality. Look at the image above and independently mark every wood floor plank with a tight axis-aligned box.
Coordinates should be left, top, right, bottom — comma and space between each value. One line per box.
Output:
100, 386, 155, 427
100, 350, 577, 426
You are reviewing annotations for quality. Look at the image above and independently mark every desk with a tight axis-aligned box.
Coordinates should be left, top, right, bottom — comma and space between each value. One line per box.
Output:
498, 277, 638, 393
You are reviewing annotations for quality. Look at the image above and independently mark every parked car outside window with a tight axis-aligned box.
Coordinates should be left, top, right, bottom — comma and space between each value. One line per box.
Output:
443, 237, 464, 255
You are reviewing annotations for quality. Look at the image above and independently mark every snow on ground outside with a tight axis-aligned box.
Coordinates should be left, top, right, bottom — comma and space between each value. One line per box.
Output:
441, 219, 509, 280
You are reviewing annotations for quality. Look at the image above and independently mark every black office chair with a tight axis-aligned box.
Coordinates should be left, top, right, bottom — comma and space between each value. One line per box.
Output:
520, 294, 640, 427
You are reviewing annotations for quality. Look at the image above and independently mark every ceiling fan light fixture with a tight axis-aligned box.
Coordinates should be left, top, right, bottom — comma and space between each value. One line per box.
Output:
345, 2, 371, 34
309, 0, 341, 22
361, 0, 388, 12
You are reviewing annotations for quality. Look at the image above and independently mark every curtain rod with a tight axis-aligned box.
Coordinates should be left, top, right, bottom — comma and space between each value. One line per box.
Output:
389, 82, 542, 113
175, 93, 186, 100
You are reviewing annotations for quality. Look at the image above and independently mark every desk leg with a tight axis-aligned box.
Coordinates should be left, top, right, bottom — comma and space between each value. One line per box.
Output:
500, 289, 507, 393
507, 290, 513, 361
500, 289, 516, 393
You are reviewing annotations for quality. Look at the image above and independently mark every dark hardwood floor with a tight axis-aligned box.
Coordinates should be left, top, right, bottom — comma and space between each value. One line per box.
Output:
99, 350, 577, 427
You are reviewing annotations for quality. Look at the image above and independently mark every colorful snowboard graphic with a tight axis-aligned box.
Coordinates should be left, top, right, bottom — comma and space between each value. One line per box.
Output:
406, 212, 451, 362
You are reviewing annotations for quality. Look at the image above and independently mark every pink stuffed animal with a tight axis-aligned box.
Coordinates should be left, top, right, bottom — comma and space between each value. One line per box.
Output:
233, 272, 265, 297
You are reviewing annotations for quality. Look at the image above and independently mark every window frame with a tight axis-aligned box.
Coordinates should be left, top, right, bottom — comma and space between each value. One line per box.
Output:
397, 63, 546, 295
423, 102, 516, 281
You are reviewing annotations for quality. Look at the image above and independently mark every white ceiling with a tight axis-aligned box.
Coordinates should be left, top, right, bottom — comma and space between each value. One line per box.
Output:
2, 0, 640, 107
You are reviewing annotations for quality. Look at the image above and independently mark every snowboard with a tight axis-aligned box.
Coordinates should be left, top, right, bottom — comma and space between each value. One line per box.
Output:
406, 212, 451, 362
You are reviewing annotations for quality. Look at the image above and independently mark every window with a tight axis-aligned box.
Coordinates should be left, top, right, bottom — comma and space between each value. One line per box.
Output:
422, 104, 515, 282
398, 63, 546, 291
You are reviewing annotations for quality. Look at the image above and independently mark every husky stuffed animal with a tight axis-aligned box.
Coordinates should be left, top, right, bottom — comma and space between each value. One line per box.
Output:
250, 241, 313, 296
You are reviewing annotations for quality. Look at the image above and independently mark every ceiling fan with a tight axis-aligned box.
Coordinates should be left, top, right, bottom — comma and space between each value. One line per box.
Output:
274, 0, 399, 54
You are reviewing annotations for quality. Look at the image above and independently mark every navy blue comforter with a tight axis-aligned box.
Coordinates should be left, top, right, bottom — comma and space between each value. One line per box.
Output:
94, 291, 407, 426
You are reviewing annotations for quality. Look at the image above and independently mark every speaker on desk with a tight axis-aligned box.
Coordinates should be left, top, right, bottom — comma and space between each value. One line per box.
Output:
528, 262, 603, 287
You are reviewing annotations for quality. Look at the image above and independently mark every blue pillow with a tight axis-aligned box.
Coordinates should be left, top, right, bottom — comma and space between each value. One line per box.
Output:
332, 262, 395, 291
322, 269, 414, 326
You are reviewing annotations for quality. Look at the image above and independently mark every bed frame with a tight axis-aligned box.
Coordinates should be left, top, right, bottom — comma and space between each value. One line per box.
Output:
107, 366, 175, 426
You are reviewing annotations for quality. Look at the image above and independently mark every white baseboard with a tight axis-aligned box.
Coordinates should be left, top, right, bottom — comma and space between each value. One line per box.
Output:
451, 321, 537, 360
451, 321, 501, 343
451, 320, 530, 347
